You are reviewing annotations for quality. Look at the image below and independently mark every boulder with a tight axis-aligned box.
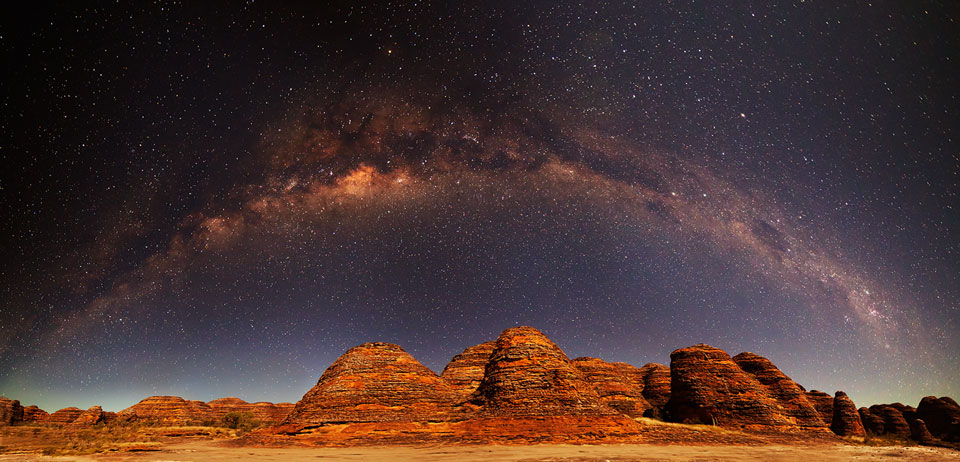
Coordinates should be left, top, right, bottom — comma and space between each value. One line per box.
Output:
571, 357, 651, 417
859, 407, 885, 434
440, 341, 496, 399
284, 342, 461, 424
917, 396, 960, 442
48, 407, 84, 424
470, 327, 615, 417
806, 390, 834, 426
639, 363, 671, 416
663, 344, 792, 429
0, 396, 23, 426
830, 391, 865, 437
22, 405, 49, 422
732, 352, 826, 428
870, 404, 911, 437
118, 396, 214, 425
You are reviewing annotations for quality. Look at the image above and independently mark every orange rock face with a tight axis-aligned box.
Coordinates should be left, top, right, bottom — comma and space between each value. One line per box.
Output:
119, 396, 215, 425
664, 344, 793, 429
805, 390, 834, 426
0, 396, 23, 426
571, 357, 651, 417
48, 407, 85, 424
284, 342, 462, 424
71, 406, 110, 426
207, 397, 293, 423
732, 352, 826, 428
440, 341, 496, 399
639, 363, 671, 415
22, 405, 49, 422
471, 327, 614, 417
830, 391, 865, 437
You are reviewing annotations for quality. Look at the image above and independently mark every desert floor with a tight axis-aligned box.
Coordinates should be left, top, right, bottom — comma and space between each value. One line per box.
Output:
1, 440, 958, 462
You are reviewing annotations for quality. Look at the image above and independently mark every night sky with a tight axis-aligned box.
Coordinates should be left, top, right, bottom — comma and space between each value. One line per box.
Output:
1, 1, 958, 413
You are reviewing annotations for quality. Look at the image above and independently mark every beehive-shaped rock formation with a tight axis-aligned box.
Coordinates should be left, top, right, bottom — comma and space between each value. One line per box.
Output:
639, 363, 670, 416
22, 405, 49, 422
48, 407, 84, 424
471, 327, 614, 417
732, 352, 825, 428
806, 390, 834, 426
207, 397, 294, 423
71, 406, 113, 426
571, 357, 651, 417
118, 396, 214, 425
870, 404, 911, 437
284, 342, 461, 424
917, 396, 960, 442
664, 344, 793, 429
0, 396, 23, 426
441, 341, 496, 399
831, 391, 865, 437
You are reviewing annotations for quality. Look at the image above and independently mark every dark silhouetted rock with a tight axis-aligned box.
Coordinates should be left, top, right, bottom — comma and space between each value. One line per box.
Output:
441, 341, 496, 399
284, 342, 461, 424
22, 405, 48, 422
859, 407, 885, 434
732, 352, 826, 428
870, 404, 910, 437
889, 402, 918, 424
806, 390, 834, 426
910, 418, 938, 445
571, 357, 651, 417
0, 396, 23, 426
664, 344, 792, 429
639, 363, 670, 417
831, 391, 865, 437
48, 407, 84, 424
917, 396, 960, 442
472, 327, 614, 417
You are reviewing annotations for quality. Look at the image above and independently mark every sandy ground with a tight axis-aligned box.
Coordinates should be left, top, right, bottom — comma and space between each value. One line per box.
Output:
1, 440, 958, 462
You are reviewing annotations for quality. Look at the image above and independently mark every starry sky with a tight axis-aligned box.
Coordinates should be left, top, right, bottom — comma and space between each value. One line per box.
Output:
1, 1, 958, 413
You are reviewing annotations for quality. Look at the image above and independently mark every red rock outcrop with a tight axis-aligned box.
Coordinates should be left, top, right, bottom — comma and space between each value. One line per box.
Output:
910, 418, 938, 445
732, 352, 826, 428
571, 357, 651, 417
664, 344, 793, 429
207, 397, 293, 423
470, 327, 614, 417
831, 391, 865, 437
0, 396, 24, 426
806, 390, 834, 426
639, 363, 671, 416
917, 396, 960, 442
870, 404, 911, 437
440, 341, 496, 399
71, 406, 109, 426
118, 396, 214, 425
48, 407, 84, 424
284, 342, 461, 424
859, 407, 885, 434
22, 405, 49, 422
